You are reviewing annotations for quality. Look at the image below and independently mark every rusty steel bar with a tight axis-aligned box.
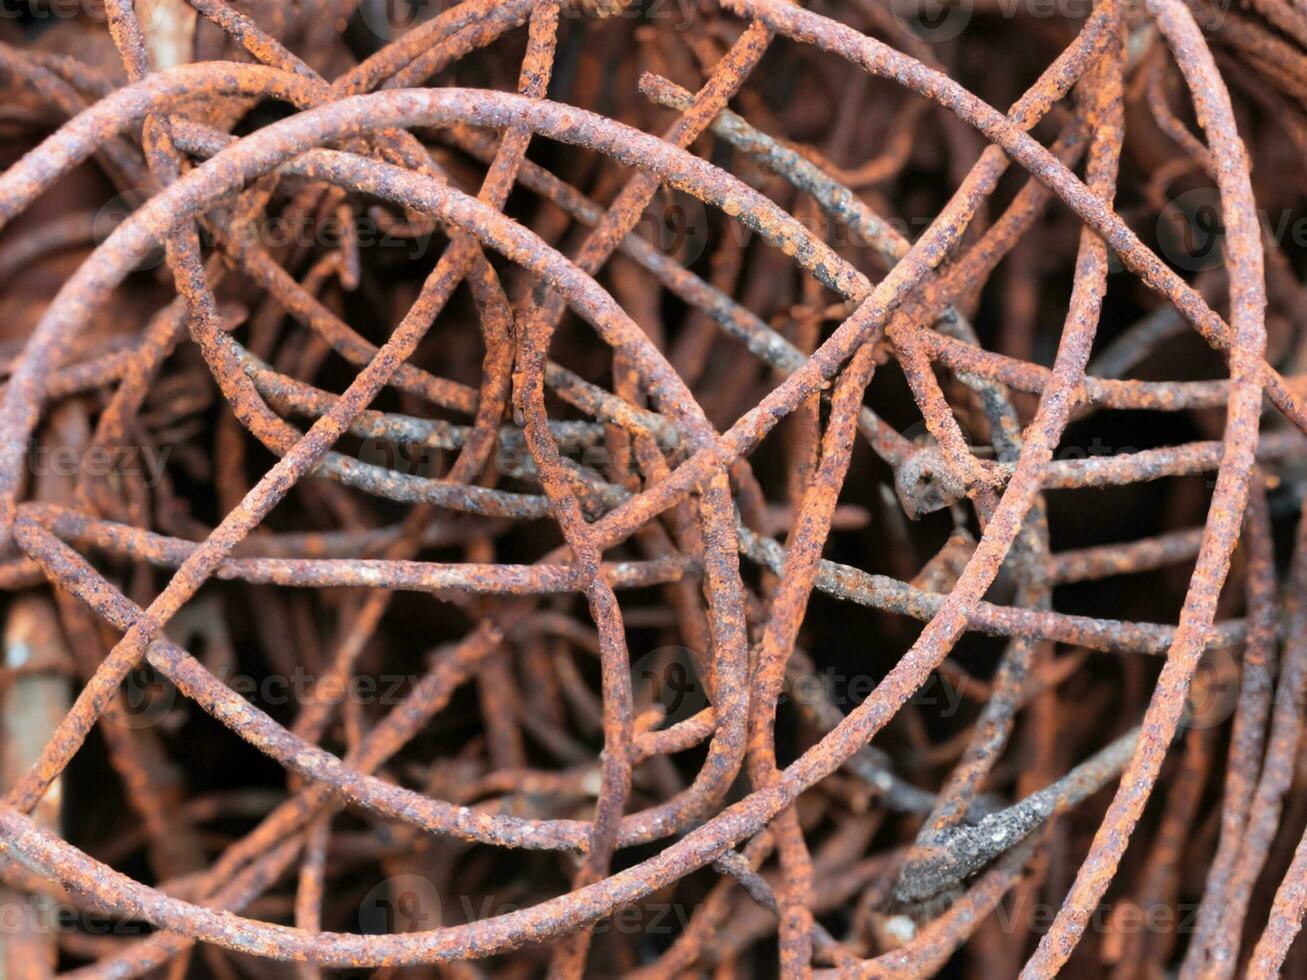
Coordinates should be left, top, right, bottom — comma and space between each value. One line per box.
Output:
0, 0, 1306, 975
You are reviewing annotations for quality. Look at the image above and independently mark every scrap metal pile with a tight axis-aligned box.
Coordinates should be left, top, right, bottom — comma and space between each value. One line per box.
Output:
3, 0, 1307, 974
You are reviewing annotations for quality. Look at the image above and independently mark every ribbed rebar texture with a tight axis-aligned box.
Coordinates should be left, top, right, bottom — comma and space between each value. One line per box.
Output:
2, 0, 1307, 975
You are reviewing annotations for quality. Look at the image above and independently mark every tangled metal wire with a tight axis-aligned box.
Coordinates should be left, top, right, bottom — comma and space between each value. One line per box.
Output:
3, 0, 1307, 973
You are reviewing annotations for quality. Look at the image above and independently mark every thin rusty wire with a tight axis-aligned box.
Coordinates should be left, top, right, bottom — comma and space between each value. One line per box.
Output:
0, 0, 1305, 975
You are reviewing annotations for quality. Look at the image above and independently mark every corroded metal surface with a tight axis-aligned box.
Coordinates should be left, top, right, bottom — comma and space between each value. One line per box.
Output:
0, 0, 1306, 975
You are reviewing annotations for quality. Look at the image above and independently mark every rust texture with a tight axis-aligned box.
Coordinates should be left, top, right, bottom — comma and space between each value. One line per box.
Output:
0, 0, 1306, 975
